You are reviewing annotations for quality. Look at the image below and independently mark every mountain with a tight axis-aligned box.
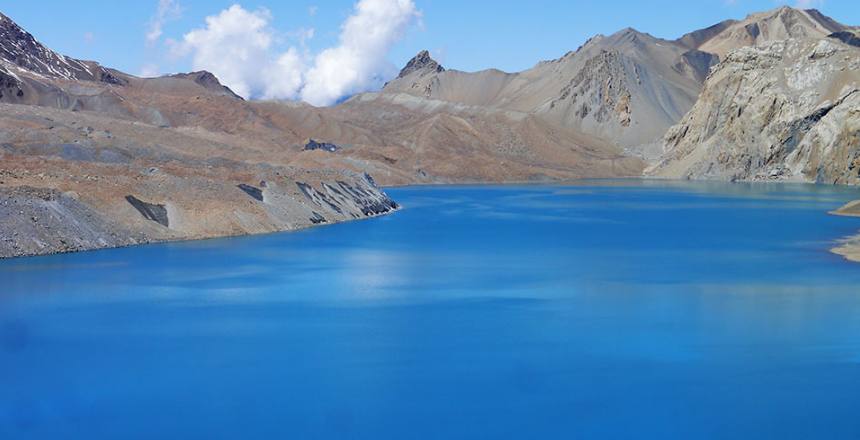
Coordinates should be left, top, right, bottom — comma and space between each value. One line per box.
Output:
676, 7, 850, 57
648, 9, 859, 183
648, 7, 860, 262
650, 36, 860, 183
0, 12, 401, 258
2, 5, 858, 258
382, 6, 856, 157
0, 10, 646, 257
395, 50, 445, 78
383, 29, 709, 153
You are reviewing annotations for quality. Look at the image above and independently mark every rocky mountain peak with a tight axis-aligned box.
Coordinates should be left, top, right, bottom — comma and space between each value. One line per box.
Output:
0, 11, 124, 85
604, 27, 666, 49
397, 50, 444, 78
168, 70, 243, 100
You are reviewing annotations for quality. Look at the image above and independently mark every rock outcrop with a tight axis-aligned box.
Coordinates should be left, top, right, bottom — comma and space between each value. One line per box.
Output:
650, 37, 860, 184
396, 50, 445, 78
303, 139, 339, 153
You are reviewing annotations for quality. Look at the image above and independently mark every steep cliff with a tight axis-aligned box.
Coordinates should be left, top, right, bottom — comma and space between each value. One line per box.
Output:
651, 37, 860, 184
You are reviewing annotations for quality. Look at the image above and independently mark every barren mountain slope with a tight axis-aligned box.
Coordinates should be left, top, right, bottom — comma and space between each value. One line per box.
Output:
0, 103, 399, 258
382, 7, 855, 157
383, 29, 709, 151
677, 7, 850, 57
325, 93, 643, 183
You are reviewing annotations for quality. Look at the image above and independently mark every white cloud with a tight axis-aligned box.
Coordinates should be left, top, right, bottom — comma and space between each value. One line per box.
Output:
302, 0, 420, 105
174, 0, 420, 106
172, 5, 278, 98
147, 0, 182, 44
308, 5, 319, 16
262, 48, 307, 100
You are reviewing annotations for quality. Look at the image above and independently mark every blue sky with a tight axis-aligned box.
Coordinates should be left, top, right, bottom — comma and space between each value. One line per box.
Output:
2, 0, 857, 103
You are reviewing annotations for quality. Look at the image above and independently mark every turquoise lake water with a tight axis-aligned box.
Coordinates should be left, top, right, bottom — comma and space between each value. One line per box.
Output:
2, 181, 860, 439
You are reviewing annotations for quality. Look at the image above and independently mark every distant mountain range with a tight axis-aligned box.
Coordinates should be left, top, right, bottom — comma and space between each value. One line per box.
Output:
384, 7, 856, 158
1, 6, 858, 257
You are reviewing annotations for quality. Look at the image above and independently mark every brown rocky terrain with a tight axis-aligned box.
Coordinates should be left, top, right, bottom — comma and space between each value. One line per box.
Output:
0, 12, 407, 258
0, 103, 399, 258
0, 10, 643, 258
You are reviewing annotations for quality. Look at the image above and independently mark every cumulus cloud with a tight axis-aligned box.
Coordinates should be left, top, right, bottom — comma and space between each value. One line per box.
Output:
174, 0, 420, 106
147, 0, 182, 44
302, 0, 419, 105
172, 5, 281, 99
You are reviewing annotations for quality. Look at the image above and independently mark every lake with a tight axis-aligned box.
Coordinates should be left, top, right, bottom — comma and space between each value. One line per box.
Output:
2, 181, 860, 439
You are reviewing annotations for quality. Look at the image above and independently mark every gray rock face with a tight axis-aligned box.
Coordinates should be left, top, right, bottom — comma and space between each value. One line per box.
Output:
125, 196, 169, 228
0, 66, 23, 100
303, 139, 339, 153
237, 184, 264, 202
397, 50, 445, 79
0, 187, 144, 258
829, 31, 860, 48
651, 38, 860, 184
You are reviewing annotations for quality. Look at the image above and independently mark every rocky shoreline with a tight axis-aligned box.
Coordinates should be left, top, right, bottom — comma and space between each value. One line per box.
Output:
0, 173, 399, 260
832, 239, 860, 263
829, 201, 860, 263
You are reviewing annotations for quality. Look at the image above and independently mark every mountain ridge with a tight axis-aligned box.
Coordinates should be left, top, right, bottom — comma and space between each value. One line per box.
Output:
1, 5, 859, 258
